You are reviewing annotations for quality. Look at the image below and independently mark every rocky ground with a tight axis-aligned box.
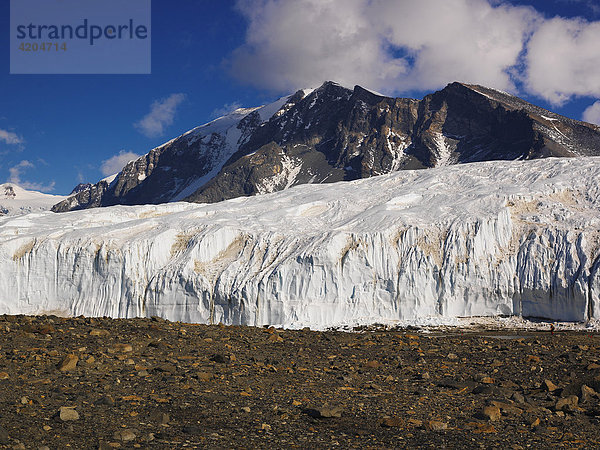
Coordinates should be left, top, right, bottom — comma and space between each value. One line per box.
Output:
0, 316, 599, 449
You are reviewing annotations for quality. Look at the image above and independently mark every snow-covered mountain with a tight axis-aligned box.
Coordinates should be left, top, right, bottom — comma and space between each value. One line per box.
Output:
52, 81, 600, 212
4, 157, 600, 328
0, 184, 66, 216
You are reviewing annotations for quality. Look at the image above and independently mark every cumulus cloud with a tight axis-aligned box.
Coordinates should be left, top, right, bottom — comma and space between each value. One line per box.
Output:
230, 0, 538, 95
583, 101, 600, 125
100, 150, 141, 176
8, 160, 55, 192
230, 0, 600, 105
0, 129, 23, 145
134, 94, 186, 138
526, 17, 600, 105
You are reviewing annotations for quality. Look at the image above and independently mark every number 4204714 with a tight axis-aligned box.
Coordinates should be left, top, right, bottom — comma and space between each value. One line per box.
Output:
18, 42, 67, 52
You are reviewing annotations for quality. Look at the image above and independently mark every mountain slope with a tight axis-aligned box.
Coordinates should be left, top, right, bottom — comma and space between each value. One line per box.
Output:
6, 157, 600, 327
0, 184, 66, 216
52, 92, 311, 212
53, 81, 600, 211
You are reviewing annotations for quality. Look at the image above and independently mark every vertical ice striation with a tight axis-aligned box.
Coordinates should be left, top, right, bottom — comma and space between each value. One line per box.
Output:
2, 158, 600, 328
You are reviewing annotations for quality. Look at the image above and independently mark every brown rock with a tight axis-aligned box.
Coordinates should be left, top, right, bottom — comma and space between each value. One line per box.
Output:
89, 329, 110, 337
425, 420, 448, 431
482, 405, 501, 421
490, 401, 523, 416
197, 372, 213, 382
543, 379, 558, 392
305, 406, 343, 418
58, 406, 79, 421
109, 344, 133, 353
556, 395, 579, 412
267, 334, 283, 343
58, 354, 79, 372
581, 385, 596, 403
365, 360, 381, 369
380, 417, 403, 428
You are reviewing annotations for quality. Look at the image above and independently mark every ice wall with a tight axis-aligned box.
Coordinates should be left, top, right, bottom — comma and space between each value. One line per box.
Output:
1, 157, 600, 328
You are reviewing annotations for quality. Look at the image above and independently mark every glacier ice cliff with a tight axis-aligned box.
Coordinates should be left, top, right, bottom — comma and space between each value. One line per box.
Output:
1, 157, 600, 328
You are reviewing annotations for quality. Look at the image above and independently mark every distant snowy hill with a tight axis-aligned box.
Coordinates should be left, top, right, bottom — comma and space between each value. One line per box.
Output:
4, 157, 600, 328
0, 184, 66, 216
52, 81, 600, 212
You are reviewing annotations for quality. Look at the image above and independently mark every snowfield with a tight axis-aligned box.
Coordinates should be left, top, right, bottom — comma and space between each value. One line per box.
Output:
0, 184, 66, 216
1, 157, 600, 329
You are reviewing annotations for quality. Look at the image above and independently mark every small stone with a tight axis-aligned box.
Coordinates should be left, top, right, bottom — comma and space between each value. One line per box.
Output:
59, 406, 79, 421
420, 371, 431, 380
58, 354, 79, 372
96, 395, 115, 407
110, 344, 133, 353
556, 395, 579, 412
210, 354, 227, 364
490, 401, 522, 416
261, 423, 272, 431
42, 425, 52, 432
0, 372, 8, 380
530, 418, 540, 428
12, 444, 25, 450
155, 363, 177, 373
543, 379, 558, 392
380, 417, 403, 428
160, 413, 170, 425
20, 396, 28, 405
197, 372, 212, 382
365, 360, 381, 369
482, 405, 501, 422
481, 377, 495, 384
38, 446, 50, 450
305, 406, 343, 418
425, 420, 448, 431
241, 407, 251, 413
512, 392, 526, 404
89, 329, 110, 337
581, 385, 596, 403
587, 363, 600, 370
447, 353, 458, 360
267, 334, 283, 343
113, 429, 136, 442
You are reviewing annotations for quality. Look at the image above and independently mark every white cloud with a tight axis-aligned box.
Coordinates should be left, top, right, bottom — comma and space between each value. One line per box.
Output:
100, 150, 141, 176
583, 100, 600, 125
526, 17, 600, 105
134, 94, 186, 138
230, 0, 600, 105
8, 160, 55, 192
0, 129, 23, 145
230, 0, 538, 95
211, 101, 242, 118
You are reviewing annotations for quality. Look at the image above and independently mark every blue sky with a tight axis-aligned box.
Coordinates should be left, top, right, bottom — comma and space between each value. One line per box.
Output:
1, 0, 599, 194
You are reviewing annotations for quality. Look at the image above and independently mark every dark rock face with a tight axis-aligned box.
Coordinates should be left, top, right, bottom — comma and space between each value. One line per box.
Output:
69, 183, 93, 195
53, 81, 600, 211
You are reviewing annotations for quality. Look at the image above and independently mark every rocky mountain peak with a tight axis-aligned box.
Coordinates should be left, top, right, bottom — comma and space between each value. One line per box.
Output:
53, 80, 600, 212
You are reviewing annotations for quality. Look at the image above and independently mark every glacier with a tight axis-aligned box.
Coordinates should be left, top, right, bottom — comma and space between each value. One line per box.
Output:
1, 157, 600, 329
